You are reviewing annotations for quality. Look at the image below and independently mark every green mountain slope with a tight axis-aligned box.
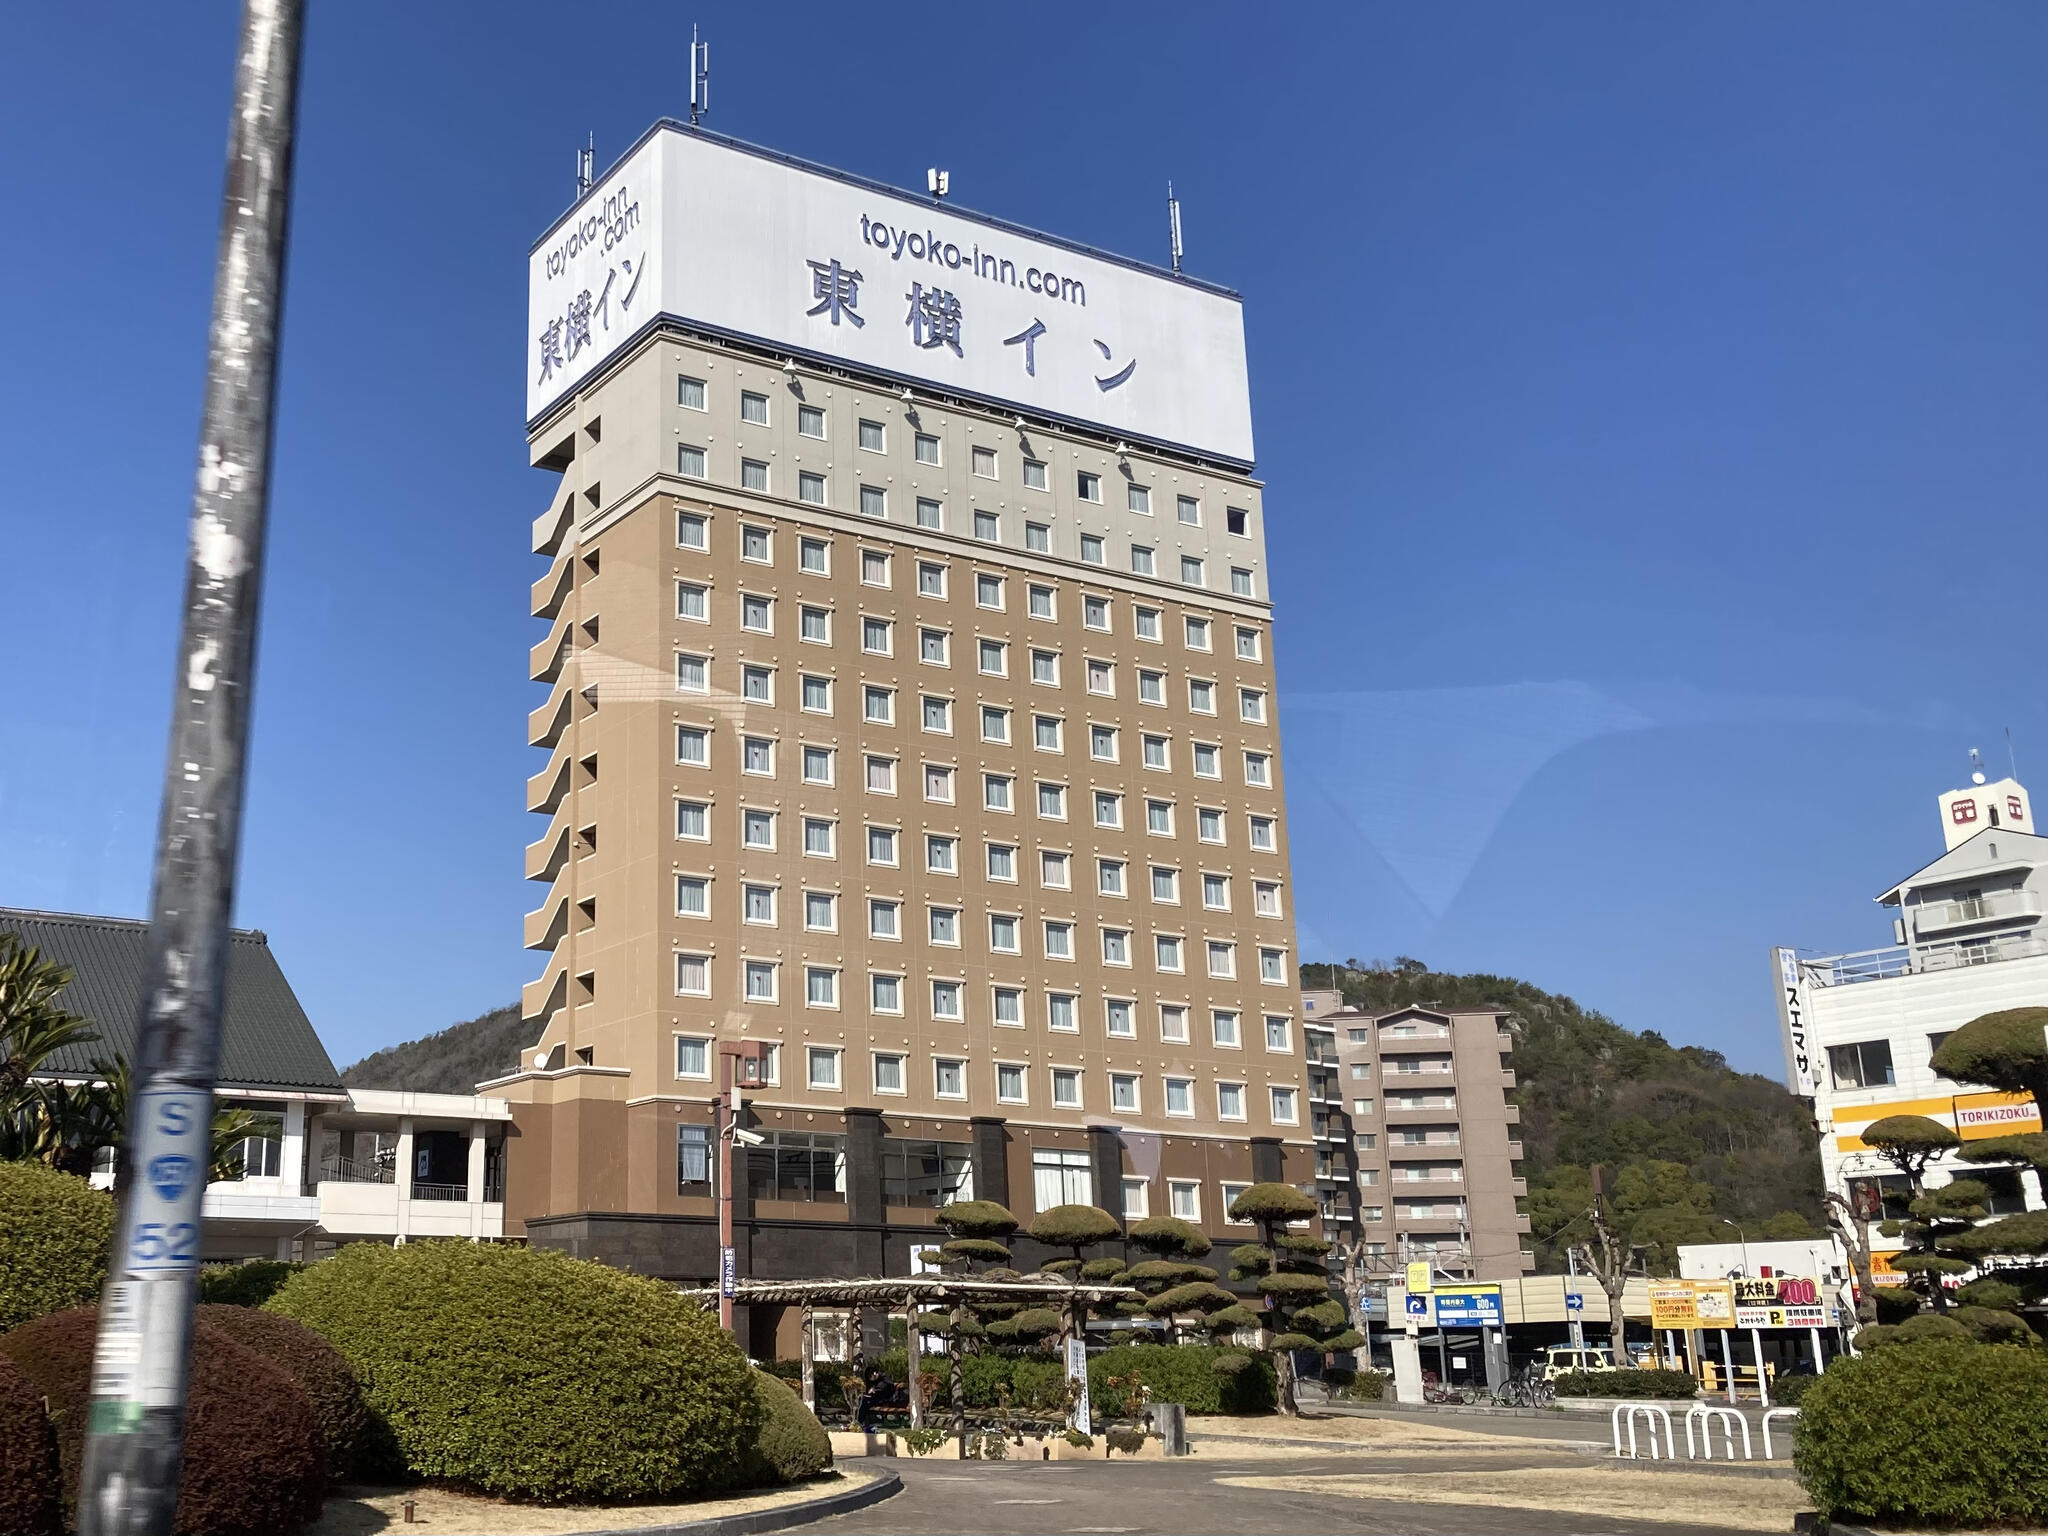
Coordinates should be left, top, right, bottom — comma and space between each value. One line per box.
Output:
1300, 960, 1825, 1270
339, 1003, 529, 1095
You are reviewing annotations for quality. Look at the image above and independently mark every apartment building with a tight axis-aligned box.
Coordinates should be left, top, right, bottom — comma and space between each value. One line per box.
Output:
1302, 990, 1533, 1282
1778, 769, 2048, 1275
493, 124, 1311, 1328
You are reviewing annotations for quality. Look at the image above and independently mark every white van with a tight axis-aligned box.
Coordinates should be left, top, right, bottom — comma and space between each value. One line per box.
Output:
1540, 1346, 1615, 1380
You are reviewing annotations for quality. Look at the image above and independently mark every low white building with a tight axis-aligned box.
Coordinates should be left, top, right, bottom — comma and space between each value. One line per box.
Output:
5, 908, 511, 1259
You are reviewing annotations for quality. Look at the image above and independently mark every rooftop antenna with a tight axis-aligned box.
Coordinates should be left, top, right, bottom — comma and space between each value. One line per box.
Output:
1970, 747, 1987, 787
2008, 726, 2019, 782
575, 133, 593, 198
690, 26, 710, 125
927, 167, 950, 203
1167, 181, 1184, 274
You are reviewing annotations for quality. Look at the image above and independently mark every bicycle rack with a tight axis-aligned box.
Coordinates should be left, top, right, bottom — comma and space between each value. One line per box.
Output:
1683, 1403, 1753, 1460
1761, 1407, 1800, 1459
1610, 1404, 1674, 1459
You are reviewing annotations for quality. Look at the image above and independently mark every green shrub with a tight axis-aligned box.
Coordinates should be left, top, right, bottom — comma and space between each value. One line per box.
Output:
742, 1372, 832, 1485
0, 1306, 326, 1536
269, 1240, 758, 1502
1771, 1370, 1820, 1407
1086, 1343, 1277, 1415
0, 1163, 112, 1332
1329, 1367, 1390, 1402
196, 1303, 377, 1481
1871, 1286, 1921, 1325
0, 1350, 57, 1536
198, 1259, 303, 1308
1552, 1368, 1697, 1399
1796, 1338, 2048, 1525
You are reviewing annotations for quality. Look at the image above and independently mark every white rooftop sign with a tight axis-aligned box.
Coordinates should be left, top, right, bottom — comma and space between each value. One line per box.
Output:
528, 125, 1254, 464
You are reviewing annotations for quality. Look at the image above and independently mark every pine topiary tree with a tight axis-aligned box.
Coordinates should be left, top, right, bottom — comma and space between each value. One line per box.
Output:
929, 1200, 1020, 1449
1861, 1115, 1964, 1312
1225, 1183, 1349, 1415
1026, 1204, 1122, 1351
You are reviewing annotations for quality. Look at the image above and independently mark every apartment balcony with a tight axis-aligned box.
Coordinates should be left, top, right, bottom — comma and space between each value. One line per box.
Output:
528, 747, 572, 816
1510, 1176, 1528, 1197
1391, 1168, 1464, 1187
1498, 1069, 1517, 1089
529, 675, 574, 749
531, 608, 574, 684
1384, 1098, 1457, 1118
1503, 1102, 1521, 1126
1911, 890, 2041, 938
1506, 1139, 1525, 1160
532, 544, 574, 620
524, 893, 568, 953
1392, 1210, 1469, 1229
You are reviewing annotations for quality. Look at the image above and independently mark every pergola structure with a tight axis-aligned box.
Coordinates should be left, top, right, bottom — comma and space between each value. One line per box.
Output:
677, 1275, 1143, 1425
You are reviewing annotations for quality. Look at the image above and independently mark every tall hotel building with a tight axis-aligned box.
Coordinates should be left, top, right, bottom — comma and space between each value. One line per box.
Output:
494, 124, 1308, 1332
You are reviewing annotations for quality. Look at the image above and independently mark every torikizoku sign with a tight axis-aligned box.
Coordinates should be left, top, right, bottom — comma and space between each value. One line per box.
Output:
527, 123, 1255, 464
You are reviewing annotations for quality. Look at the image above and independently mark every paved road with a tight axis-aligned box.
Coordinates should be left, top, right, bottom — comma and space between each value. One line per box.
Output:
806, 1453, 1772, 1536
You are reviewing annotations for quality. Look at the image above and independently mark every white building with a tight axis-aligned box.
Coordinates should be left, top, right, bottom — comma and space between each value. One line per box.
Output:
4, 908, 510, 1259
1774, 770, 2048, 1281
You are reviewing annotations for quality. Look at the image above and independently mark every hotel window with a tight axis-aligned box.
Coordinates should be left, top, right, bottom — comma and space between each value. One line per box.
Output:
675, 875, 708, 917
741, 665, 773, 704
915, 497, 944, 530
1161, 1004, 1189, 1043
677, 511, 708, 550
860, 615, 891, 655
1176, 495, 1201, 526
1110, 1072, 1140, 1113
1102, 928, 1131, 966
1051, 1068, 1083, 1109
869, 899, 900, 939
974, 510, 1000, 542
742, 525, 772, 563
1094, 792, 1122, 828
1154, 934, 1183, 972
975, 573, 1005, 609
859, 485, 887, 519
1098, 859, 1126, 897
801, 674, 831, 713
675, 800, 709, 841
1013, 455, 1045, 490
678, 375, 707, 409
1127, 483, 1151, 515
1197, 807, 1225, 843
798, 404, 826, 438
981, 706, 1010, 743
741, 458, 769, 492
742, 736, 774, 776
1219, 1181, 1251, 1222
739, 389, 769, 425
1236, 626, 1262, 661
1164, 1077, 1193, 1116
1184, 616, 1211, 650
1270, 1086, 1299, 1125
807, 1046, 841, 1090
676, 653, 708, 693
1212, 1009, 1241, 1048
804, 891, 836, 931
1141, 736, 1170, 772
1245, 752, 1271, 787
1122, 1177, 1150, 1218
867, 826, 898, 865
986, 843, 1016, 881
1264, 1016, 1292, 1052
989, 914, 1019, 953
1227, 506, 1250, 535
873, 1053, 906, 1094
1188, 679, 1216, 714
1231, 567, 1255, 597
743, 959, 777, 1002
996, 1062, 1028, 1102
1151, 866, 1179, 902
676, 726, 709, 766
919, 628, 949, 666
935, 1058, 967, 1098
1240, 688, 1268, 724
1207, 941, 1237, 979
677, 444, 707, 479
1202, 872, 1231, 910
1180, 556, 1205, 587
929, 906, 960, 945
801, 745, 833, 784
1034, 715, 1062, 751
978, 638, 1008, 676
1138, 670, 1166, 707
918, 560, 947, 596
866, 756, 897, 794
799, 605, 828, 643
676, 581, 708, 622
1044, 922, 1074, 960
1040, 850, 1071, 888
806, 967, 839, 1008
675, 952, 711, 996
1080, 533, 1105, 564
931, 980, 963, 1019
1260, 948, 1287, 984
1169, 1179, 1201, 1220
1030, 649, 1059, 686
1130, 544, 1155, 576
926, 835, 957, 874
798, 536, 828, 573
1147, 800, 1175, 835
1033, 1146, 1092, 1208
858, 549, 890, 586
1027, 584, 1055, 620
1047, 992, 1077, 1031
1083, 594, 1110, 630
741, 809, 775, 849
924, 763, 955, 802
798, 471, 826, 505
1085, 658, 1115, 696
1025, 521, 1050, 553
1828, 1040, 1896, 1090
871, 973, 904, 1014
922, 696, 952, 733
914, 432, 941, 464
857, 418, 885, 452
1193, 743, 1221, 779
972, 445, 998, 478
1077, 470, 1101, 502
1090, 725, 1119, 762
864, 686, 895, 724
1254, 881, 1282, 917
993, 988, 1024, 1027
982, 773, 1013, 813
1249, 814, 1277, 851
743, 884, 777, 925
676, 1035, 710, 1079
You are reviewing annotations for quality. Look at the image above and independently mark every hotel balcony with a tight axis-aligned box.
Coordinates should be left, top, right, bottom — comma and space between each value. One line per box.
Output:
1910, 889, 2041, 938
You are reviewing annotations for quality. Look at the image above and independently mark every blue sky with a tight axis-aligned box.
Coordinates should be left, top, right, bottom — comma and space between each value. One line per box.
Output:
5, 4, 2045, 1076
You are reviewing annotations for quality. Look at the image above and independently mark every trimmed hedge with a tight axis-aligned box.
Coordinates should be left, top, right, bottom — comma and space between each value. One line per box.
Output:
0, 1163, 112, 1333
1088, 1342, 1277, 1415
1553, 1368, 1697, 1399
198, 1259, 303, 1308
196, 1303, 378, 1481
269, 1241, 758, 1502
0, 1305, 326, 1536
1796, 1338, 2048, 1525
0, 1350, 57, 1536
743, 1373, 832, 1485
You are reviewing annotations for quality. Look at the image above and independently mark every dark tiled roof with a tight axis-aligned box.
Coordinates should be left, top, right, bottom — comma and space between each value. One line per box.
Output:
0, 908, 343, 1094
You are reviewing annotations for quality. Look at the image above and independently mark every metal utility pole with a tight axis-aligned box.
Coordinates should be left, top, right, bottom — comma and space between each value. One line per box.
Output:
75, 3, 302, 1532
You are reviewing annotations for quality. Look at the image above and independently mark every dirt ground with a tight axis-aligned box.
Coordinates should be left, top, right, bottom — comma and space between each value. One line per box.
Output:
308, 1469, 883, 1535
1187, 1412, 1564, 1453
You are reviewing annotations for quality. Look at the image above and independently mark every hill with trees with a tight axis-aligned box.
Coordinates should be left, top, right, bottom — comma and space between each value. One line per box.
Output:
1300, 959, 1825, 1270
340, 1004, 526, 1095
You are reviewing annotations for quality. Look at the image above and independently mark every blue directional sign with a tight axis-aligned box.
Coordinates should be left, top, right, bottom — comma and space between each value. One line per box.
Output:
1432, 1285, 1505, 1327
1404, 1292, 1430, 1319
1566, 1291, 1585, 1314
